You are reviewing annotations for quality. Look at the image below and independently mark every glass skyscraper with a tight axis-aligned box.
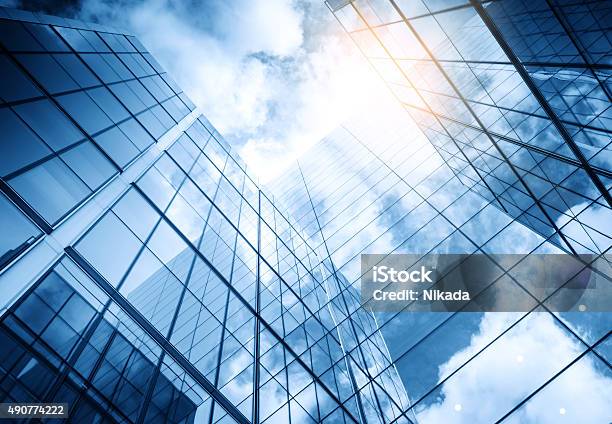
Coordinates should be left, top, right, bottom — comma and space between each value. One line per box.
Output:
0, 6, 410, 424
326, 0, 611, 256
0, 3, 610, 424
268, 96, 611, 423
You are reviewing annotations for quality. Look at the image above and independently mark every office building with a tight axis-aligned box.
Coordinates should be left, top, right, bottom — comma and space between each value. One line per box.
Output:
0, 6, 412, 423
326, 0, 611, 256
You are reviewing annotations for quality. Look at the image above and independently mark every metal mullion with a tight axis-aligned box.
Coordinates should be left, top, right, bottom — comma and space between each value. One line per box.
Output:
65, 245, 251, 424
493, 332, 610, 423
252, 190, 262, 424
135, 352, 165, 424
128, 183, 361, 424
343, 3, 507, 215
380, 0, 582, 253
469, 0, 612, 208
1, 137, 93, 182
297, 163, 372, 424
0, 179, 52, 234
542, 0, 612, 101
0, 94, 47, 108
209, 175, 247, 424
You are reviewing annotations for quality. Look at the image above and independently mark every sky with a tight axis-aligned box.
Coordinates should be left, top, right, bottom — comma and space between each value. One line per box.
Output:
6, 0, 386, 183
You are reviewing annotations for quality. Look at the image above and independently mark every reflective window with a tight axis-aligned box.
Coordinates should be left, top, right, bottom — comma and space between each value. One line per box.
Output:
0, 107, 52, 177
55, 90, 113, 135
16, 53, 79, 94
0, 54, 42, 102
14, 99, 85, 150
8, 157, 91, 224
0, 192, 41, 269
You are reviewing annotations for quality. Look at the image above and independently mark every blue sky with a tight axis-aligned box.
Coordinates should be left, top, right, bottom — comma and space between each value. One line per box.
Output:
4, 0, 385, 182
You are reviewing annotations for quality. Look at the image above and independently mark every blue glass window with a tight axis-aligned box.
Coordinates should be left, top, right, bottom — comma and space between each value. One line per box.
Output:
126, 80, 156, 107
0, 20, 42, 51
94, 127, 140, 168
0, 54, 42, 102
55, 91, 113, 135
53, 26, 93, 51
0, 192, 41, 269
76, 212, 144, 285
23, 23, 69, 52
53, 53, 100, 88
103, 54, 132, 80
16, 53, 79, 94
87, 86, 130, 123
78, 30, 109, 53
109, 81, 146, 114
8, 157, 91, 224
0, 108, 52, 177
135, 109, 165, 140
119, 118, 155, 150
61, 141, 116, 189
13, 99, 85, 151
79, 53, 121, 83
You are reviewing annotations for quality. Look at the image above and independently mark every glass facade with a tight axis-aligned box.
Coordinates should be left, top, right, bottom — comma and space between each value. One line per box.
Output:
268, 96, 611, 423
0, 6, 411, 424
326, 0, 612, 256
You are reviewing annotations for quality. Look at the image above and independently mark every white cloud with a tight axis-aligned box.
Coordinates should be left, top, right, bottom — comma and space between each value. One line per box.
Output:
41, 0, 385, 183
415, 312, 612, 423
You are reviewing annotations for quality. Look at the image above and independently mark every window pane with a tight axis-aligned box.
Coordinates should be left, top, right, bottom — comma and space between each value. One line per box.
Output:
55, 91, 113, 135
53, 53, 100, 88
0, 20, 42, 51
0, 107, 52, 177
8, 157, 91, 224
53, 26, 94, 51
76, 212, 143, 285
14, 99, 85, 151
0, 54, 42, 102
16, 54, 79, 94
94, 126, 140, 168
61, 141, 117, 190
87, 86, 130, 123
23, 23, 69, 52
0, 192, 41, 268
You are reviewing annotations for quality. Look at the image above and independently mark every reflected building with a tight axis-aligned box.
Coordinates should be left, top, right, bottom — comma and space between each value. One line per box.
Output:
326, 0, 611, 255
268, 91, 612, 423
